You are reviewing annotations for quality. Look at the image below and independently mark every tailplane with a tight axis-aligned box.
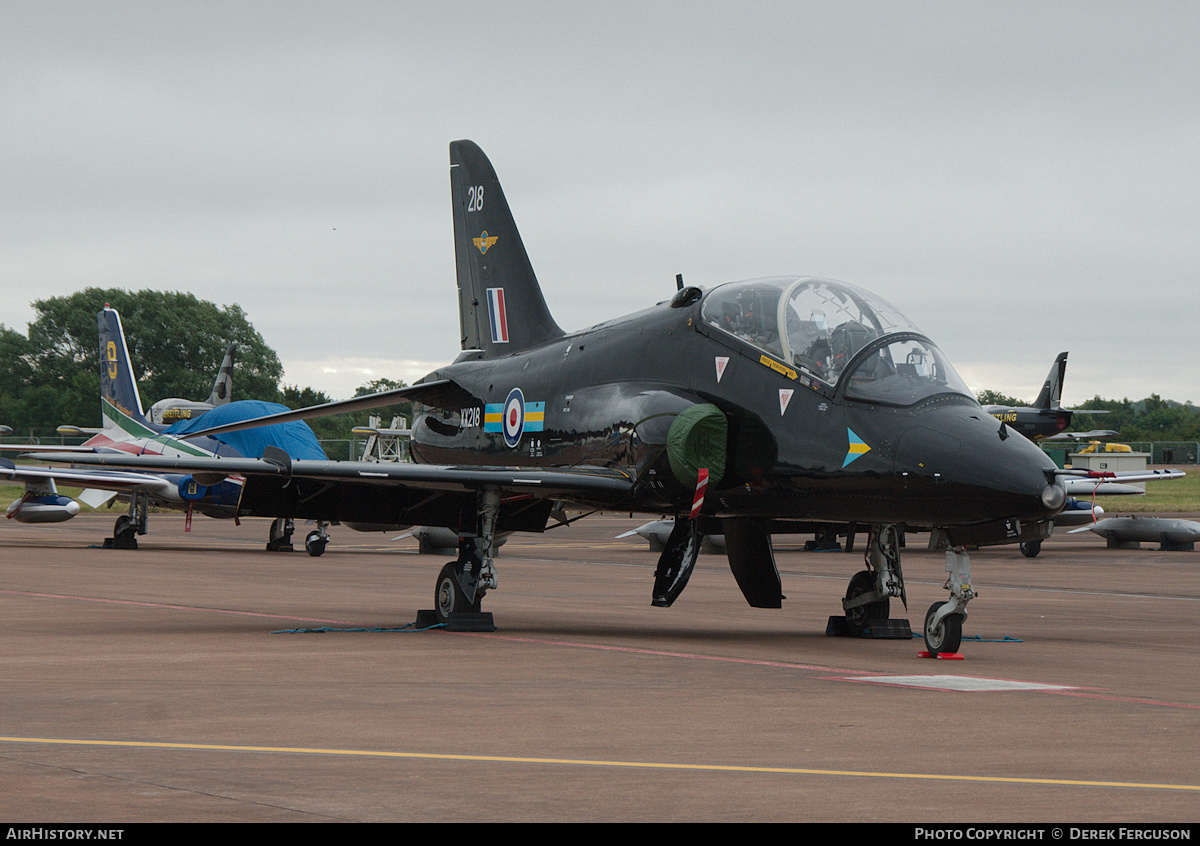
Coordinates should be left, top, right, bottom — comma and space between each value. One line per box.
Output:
1032, 351, 1068, 410
450, 140, 563, 357
98, 306, 149, 428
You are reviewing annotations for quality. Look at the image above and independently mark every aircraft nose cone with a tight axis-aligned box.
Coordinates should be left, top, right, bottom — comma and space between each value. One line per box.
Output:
892, 402, 1062, 524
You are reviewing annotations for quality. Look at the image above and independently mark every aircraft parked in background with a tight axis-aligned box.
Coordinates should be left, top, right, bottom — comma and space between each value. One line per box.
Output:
982, 352, 1116, 442
3, 307, 329, 552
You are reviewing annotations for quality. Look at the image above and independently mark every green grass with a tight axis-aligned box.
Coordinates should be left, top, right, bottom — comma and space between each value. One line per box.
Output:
1089, 468, 1200, 514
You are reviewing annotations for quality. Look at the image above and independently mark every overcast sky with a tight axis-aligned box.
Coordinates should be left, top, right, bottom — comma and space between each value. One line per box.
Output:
3, 1, 1198, 408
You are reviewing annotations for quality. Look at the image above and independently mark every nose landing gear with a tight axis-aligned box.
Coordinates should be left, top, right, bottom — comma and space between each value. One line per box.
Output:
921, 547, 973, 657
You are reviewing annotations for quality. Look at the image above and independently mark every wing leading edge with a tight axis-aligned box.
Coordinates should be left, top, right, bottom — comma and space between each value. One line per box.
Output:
1, 459, 172, 494
33, 450, 634, 535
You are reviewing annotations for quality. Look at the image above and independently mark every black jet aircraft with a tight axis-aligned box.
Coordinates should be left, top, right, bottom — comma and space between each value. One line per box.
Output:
983, 352, 1116, 442
44, 140, 1075, 656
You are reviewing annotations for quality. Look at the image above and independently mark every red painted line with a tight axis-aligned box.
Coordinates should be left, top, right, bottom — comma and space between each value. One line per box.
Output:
453, 630, 864, 673
1046, 689, 1200, 710
454, 631, 1200, 711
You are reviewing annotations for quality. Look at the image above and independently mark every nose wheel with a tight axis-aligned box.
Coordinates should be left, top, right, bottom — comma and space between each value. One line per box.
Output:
921, 546, 973, 657
305, 531, 327, 556
923, 601, 963, 654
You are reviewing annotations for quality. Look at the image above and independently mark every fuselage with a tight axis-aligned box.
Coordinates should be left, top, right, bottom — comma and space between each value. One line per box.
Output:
409, 277, 1064, 533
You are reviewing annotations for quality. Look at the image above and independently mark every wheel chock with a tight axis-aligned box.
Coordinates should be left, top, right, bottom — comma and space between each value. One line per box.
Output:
416, 610, 497, 632
414, 610, 440, 628
918, 650, 965, 660
447, 611, 496, 632
826, 616, 912, 639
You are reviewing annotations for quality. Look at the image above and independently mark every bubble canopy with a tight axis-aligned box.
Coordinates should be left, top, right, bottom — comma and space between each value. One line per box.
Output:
699, 277, 973, 406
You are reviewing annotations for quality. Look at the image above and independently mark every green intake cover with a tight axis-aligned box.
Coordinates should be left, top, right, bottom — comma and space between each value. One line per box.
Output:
666, 403, 727, 487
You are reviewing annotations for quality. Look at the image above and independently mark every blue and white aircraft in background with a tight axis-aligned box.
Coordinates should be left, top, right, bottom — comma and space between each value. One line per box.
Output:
2, 306, 331, 553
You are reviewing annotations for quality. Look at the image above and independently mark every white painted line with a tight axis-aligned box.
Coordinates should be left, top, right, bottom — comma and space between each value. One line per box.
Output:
844, 675, 1078, 692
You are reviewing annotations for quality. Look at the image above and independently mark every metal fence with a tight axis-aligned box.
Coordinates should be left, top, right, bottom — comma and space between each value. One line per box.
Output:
1149, 442, 1200, 464
1038, 440, 1199, 464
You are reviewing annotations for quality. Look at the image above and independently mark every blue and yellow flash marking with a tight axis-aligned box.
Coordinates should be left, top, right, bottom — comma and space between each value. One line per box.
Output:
842, 428, 871, 468
483, 402, 545, 433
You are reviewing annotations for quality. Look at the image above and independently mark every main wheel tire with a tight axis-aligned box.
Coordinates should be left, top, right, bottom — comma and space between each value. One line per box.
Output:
267, 517, 294, 551
435, 562, 479, 624
923, 601, 963, 655
111, 514, 138, 549
844, 570, 889, 635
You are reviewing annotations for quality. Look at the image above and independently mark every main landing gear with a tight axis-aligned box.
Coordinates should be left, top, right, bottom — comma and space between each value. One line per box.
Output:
104, 494, 148, 549
430, 489, 499, 630
266, 517, 294, 551
266, 517, 332, 556
832, 524, 910, 639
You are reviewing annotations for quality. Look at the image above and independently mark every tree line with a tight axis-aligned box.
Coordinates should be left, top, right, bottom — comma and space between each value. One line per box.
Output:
0, 288, 409, 442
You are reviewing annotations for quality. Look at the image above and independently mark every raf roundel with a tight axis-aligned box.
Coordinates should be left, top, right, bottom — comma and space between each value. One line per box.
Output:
502, 387, 525, 448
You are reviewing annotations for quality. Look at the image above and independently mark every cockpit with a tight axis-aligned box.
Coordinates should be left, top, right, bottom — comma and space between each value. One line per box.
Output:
700, 277, 973, 406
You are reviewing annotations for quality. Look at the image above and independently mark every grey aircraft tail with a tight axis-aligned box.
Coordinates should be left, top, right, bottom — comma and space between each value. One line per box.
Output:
450, 140, 564, 358
1032, 351, 1068, 410
207, 344, 236, 406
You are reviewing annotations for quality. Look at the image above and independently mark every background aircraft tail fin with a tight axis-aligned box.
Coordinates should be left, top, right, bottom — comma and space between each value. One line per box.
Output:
207, 344, 236, 406
450, 140, 563, 357
98, 306, 148, 428
1033, 351, 1068, 410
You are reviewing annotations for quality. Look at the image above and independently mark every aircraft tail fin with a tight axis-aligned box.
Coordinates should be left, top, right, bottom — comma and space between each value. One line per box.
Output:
207, 344, 236, 406
98, 306, 148, 428
1032, 352, 1068, 410
450, 140, 564, 357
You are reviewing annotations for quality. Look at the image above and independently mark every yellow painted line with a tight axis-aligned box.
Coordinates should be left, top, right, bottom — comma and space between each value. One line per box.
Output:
2, 736, 1198, 792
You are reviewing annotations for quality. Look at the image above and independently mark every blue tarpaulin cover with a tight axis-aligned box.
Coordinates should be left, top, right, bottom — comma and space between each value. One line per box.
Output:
164, 401, 328, 460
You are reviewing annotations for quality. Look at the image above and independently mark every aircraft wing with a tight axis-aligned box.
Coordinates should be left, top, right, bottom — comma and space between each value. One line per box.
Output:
167, 379, 467, 441
1041, 430, 1120, 441
0, 423, 109, 453
31, 451, 635, 501
1, 459, 176, 496
1061, 468, 1185, 497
